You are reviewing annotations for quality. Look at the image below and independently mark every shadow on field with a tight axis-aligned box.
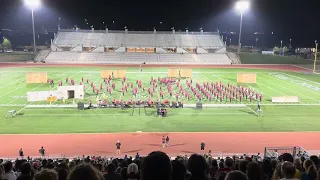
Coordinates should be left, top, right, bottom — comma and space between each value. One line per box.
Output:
170, 143, 188, 147
181, 150, 197, 154
146, 143, 187, 148
239, 110, 255, 115
123, 149, 143, 154
95, 150, 113, 154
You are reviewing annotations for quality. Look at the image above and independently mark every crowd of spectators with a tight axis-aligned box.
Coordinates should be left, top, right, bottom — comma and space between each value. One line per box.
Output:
1, 151, 320, 180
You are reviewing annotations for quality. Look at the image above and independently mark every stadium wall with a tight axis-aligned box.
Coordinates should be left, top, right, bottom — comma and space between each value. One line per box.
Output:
0, 53, 34, 62
240, 53, 313, 64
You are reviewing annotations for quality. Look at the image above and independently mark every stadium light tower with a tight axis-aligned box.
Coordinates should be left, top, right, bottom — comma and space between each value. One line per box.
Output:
235, 0, 250, 54
24, 0, 41, 55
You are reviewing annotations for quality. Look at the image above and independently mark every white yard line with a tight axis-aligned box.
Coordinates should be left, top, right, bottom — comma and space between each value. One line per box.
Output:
2, 103, 320, 107
245, 105, 258, 115
16, 112, 250, 117
260, 73, 320, 103
0, 72, 25, 87
281, 72, 320, 85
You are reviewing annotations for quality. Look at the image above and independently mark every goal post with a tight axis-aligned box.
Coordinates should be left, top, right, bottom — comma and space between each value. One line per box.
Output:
26, 72, 48, 84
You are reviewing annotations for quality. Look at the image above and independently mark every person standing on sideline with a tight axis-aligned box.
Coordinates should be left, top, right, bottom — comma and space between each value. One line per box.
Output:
165, 136, 170, 147
39, 146, 45, 157
162, 136, 166, 148
19, 148, 24, 158
200, 141, 206, 153
116, 140, 121, 154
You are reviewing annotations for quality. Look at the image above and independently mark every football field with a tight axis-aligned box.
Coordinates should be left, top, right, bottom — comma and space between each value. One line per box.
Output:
1, 66, 320, 134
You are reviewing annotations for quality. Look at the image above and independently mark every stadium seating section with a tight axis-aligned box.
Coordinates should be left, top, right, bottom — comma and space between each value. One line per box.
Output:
43, 29, 233, 64
45, 52, 231, 64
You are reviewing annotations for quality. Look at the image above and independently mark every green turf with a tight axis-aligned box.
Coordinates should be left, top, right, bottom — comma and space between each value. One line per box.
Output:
0, 66, 320, 134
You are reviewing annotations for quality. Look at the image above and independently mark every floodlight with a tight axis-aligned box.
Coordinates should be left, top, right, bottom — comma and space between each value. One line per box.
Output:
24, 0, 41, 9
235, 1, 249, 13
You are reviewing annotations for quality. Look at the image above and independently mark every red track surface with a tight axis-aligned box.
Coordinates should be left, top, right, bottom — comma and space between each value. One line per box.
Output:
0, 63, 315, 158
1, 133, 319, 158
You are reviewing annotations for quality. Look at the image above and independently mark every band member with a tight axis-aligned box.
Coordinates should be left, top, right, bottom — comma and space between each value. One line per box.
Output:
116, 140, 121, 154
162, 136, 166, 148
19, 148, 24, 158
165, 136, 170, 147
39, 146, 45, 157
200, 141, 206, 153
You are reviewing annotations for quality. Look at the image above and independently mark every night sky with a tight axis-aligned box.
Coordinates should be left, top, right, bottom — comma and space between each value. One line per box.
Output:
0, 0, 319, 48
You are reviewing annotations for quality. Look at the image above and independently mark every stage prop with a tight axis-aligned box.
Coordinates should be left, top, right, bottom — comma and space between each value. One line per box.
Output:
180, 69, 192, 78
272, 96, 299, 103
113, 70, 126, 79
100, 70, 113, 79
27, 85, 84, 102
57, 85, 84, 99
196, 102, 203, 110
47, 96, 57, 103
237, 73, 257, 83
77, 102, 85, 110
26, 72, 48, 84
168, 69, 179, 78
27, 91, 60, 102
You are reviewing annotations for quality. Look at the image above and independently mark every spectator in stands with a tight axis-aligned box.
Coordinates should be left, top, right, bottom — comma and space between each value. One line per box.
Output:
218, 161, 225, 169
246, 162, 263, 180
111, 159, 119, 171
217, 157, 233, 173
281, 162, 299, 180
301, 159, 317, 180
69, 164, 103, 180
215, 171, 227, 180
104, 164, 121, 180
171, 160, 186, 180
272, 153, 301, 180
127, 163, 139, 180
56, 168, 68, 180
35, 169, 58, 180
261, 158, 274, 180
294, 159, 303, 172
16, 163, 33, 180
68, 162, 76, 171
209, 159, 219, 178
120, 168, 127, 180
141, 151, 172, 180
187, 154, 209, 180
0, 165, 5, 180
310, 156, 319, 169
225, 170, 248, 180
3, 161, 17, 180
239, 160, 249, 174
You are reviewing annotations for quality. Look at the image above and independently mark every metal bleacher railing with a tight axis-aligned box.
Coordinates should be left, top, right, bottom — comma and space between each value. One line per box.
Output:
264, 146, 311, 159
58, 29, 220, 35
